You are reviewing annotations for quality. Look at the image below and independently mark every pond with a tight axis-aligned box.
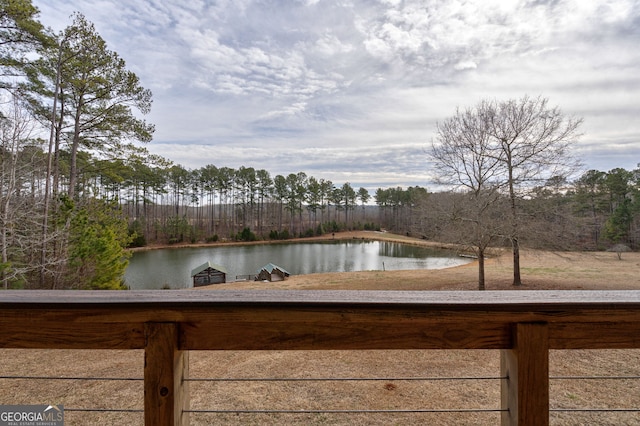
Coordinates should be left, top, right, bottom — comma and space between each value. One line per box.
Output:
124, 240, 472, 289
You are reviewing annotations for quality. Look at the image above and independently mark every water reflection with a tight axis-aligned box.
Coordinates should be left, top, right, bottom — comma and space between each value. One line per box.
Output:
124, 240, 471, 289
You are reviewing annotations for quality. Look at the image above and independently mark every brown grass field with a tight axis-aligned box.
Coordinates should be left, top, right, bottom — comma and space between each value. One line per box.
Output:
1, 231, 640, 425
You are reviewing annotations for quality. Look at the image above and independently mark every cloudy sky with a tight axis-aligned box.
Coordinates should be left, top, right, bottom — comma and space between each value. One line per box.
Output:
32, 0, 640, 192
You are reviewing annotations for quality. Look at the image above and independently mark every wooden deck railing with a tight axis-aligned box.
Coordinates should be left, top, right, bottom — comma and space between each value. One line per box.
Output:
1, 289, 640, 425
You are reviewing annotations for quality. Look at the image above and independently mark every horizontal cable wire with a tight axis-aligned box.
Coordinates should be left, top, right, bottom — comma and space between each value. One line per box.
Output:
552, 408, 640, 412
186, 408, 506, 414
551, 375, 640, 380
0, 375, 142, 381
187, 376, 504, 382
4, 374, 638, 382
65, 408, 143, 413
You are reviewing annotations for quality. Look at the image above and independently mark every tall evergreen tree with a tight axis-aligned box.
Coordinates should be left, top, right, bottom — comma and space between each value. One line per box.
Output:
66, 198, 131, 289
50, 13, 154, 199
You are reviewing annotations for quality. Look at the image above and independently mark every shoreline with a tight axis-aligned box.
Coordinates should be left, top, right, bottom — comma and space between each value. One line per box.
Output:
128, 230, 640, 292
128, 230, 473, 253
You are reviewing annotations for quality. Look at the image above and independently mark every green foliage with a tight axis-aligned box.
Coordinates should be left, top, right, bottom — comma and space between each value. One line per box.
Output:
324, 220, 345, 233
237, 227, 257, 242
163, 215, 189, 244
127, 219, 146, 247
0, 0, 49, 75
354, 221, 381, 231
67, 199, 131, 290
604, 199, 634, 243
0, 262, 25, 288
189, 227, 198, 244
269, 229, 290, 240
363, 222, 380, 231
357, 187, 371, 205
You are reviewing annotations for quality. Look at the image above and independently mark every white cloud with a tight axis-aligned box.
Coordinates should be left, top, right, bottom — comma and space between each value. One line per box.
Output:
315, 33, 354, 56
454, 60, 477, 71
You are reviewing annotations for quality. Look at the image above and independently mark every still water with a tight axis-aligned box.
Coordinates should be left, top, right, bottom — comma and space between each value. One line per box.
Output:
124, 240, 471, 289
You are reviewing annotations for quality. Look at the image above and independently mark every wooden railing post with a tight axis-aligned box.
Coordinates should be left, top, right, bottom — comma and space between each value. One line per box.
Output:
501, 322, 549, 426
144, 322, 189, 426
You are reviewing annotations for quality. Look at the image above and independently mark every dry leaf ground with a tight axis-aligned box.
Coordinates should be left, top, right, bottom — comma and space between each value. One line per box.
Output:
1, 231, 639, 425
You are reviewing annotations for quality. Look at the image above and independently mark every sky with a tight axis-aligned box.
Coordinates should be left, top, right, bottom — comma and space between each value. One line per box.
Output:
32, 0, 640, 192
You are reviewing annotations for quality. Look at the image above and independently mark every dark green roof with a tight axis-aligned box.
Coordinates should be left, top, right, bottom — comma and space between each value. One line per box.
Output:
191, 261, 228, 277
257, 263, 290, 276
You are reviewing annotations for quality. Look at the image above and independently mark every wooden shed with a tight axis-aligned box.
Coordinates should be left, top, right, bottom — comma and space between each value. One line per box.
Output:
191, 262, 228, 287
255, 263, 290, 282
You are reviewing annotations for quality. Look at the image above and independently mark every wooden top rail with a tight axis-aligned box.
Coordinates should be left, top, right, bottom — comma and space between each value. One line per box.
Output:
2, 288, 640, 305
1, 290, 640, 351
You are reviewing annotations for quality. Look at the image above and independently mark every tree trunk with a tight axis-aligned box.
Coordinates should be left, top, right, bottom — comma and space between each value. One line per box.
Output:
68, 97, 84, 200
508, 164, 522, 286
512, 237, 522, 286
41, 45, 63, 287
478, 249, 485, 291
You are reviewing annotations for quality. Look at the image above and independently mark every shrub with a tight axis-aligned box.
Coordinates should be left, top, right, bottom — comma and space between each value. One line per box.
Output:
237, 227, 257, 242
269, 229, 290, 240
128, 220, 146, 247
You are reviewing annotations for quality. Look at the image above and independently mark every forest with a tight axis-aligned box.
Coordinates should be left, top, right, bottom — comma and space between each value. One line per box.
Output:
1, 1, 639, 290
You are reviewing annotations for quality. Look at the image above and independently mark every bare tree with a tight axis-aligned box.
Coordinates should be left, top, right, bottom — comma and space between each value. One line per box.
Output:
430, 103, 506, 289
483, 96, 582, 285
0, 94, 43, 288
430, 96, 581, 287
424, 191, 506, 290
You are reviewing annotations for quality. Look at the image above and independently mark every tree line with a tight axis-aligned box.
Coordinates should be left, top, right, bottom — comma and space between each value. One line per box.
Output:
98, 163, 377, 244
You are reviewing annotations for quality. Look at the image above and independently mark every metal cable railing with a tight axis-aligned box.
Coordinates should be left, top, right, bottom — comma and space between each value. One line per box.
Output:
2, 373, 640, 417
0, 375, 502, 419
0, 374, 143, 417
549, 375, 640, 415
186, 375, 505, 415
0, 375, 638, 423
